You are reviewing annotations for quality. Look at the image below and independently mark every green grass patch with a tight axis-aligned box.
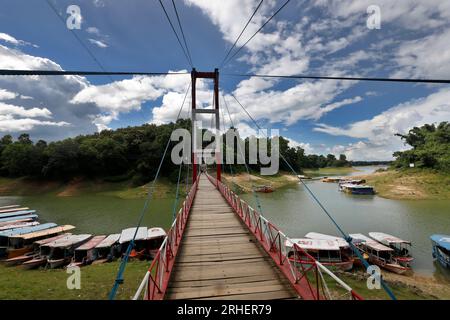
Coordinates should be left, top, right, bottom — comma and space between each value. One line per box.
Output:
0, 261, 149, 300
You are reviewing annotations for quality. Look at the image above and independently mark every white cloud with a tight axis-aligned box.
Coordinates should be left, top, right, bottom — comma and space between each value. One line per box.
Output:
0, 32, 37, 47
0, 102, 52, 118
88, 39, 108, 48
314, 89, 450, 160
288, 138, 314, 154
0, 89, 18, 100
0, 116, 69, 132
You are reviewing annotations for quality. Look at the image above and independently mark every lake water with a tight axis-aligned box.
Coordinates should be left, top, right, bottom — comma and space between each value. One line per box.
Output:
241, 166, 450, 282
1, 166, 449, 283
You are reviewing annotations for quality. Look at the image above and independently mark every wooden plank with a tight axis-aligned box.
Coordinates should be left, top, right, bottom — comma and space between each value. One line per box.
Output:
198, 290, 297, 300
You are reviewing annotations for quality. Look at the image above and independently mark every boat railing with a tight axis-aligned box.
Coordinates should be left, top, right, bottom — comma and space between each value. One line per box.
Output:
206, 173, 363, 301
133, 174, 200, 300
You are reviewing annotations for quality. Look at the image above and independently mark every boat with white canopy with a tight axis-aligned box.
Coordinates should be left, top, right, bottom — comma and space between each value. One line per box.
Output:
369, 232, 413, 267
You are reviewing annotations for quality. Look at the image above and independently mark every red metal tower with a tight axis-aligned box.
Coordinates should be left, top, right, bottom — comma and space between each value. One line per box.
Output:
191, 68, 221, 183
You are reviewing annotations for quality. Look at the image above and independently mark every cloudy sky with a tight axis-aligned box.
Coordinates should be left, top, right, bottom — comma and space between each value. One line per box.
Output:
0, 0, 449, 160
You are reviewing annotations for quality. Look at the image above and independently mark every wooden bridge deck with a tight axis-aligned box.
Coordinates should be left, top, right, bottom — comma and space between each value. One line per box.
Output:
165, 175, 298, 300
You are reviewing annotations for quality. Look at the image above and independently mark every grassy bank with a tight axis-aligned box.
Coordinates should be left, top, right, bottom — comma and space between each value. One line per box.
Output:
221, 172, 299, 193
0, 261, 148, 300
354, 169, 450, 200
303, 166, 357, 177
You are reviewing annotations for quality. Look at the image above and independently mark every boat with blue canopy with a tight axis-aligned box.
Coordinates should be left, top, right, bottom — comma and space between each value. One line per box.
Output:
0, 214, 38, 224
0, 210, 36, 219
430, 234, 450, 269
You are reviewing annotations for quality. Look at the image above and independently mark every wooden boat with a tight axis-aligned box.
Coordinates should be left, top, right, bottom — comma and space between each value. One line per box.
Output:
297, 175, 311, 179
305, 232, 369, 267
0, 210, 36, 220
47, 234, 93, 268
67, 235, 106, 268
0, 223, 58, 258
0, 221, 40, 232
321, 177, 342, 183
0, 205, 20, 210
92, 233, 121, 264
340, 184, 375, 195
119, 227, 149, 260
349, 233, 410, 274
0, 214, 38, 225
430, 234, 450, 269
285, 238, 354, 271
147, 227, 166, 258
6, 225, 75, 259
369, 232, 413, 267
255, 185, 274, 193
0, 207, 29, 214
22, 234, 74, 269
3, 233, 71, 266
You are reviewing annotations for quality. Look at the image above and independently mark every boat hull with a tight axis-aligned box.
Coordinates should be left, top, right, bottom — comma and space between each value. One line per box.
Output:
289, 257, 354, 271
3, 253, 35, 266
22, 257, 47, 269
48, 258, 70, 269
7, 246, 32, 259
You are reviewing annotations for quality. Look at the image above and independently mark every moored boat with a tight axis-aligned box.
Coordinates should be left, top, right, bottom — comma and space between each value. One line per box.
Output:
22, 233, 73, 269
255, 185, 274, 193
67, 235, 106, 268
340, 184, 375, 195
285, 238, 354, 271
4, 233, 71, 267
369, 232, 413, 267
0, 210, 36, 220
349, 233, 410, 274
0, 221, 40, 232
92, 233, 121, 264
119, 227, 148, 259
47, 234, 93, 268
0, 205, 20, 210
305, 232, 369, 267
0, 223, 58, 258
0, 207, 29, 214
147, 227, 167, 258
430, 234, 450, 269
321, 177, 342, 183
0, 214, 38, 225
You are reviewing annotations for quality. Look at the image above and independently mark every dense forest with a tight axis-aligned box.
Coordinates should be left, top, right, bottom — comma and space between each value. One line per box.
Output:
0, 120, 351, 184
392, 121, 450, 172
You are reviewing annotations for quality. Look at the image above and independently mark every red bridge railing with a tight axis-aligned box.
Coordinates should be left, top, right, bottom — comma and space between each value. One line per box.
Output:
133, 174, 200, 300
205, 173, 363, 300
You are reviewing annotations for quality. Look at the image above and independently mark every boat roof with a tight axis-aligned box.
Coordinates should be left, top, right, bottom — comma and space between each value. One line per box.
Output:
369, 232, 411, 245
147, 227, 166, 240
75, 235, 106, 251
285, 238, 341, 251
96, 233, 121, 248
0, 210, 36, 219
340, 184, 374, 189
305, 232, 349, 248
11, 225, 75, 240
119, 227, 147, 244
0, 223, 57, 238
0, 221, 39, 231
34, 233, 72, 246
0, 205, 20, 210
0, 214, 38, 224
430, 234, 450, 251
349, 233, 393, 252
0, 207, 29, 214
47, 234, 92, 248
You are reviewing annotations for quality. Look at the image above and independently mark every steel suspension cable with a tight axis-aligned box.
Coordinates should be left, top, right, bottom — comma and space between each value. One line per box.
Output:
109, 81, 191, 300
228, 92, 398, 300
171, 0, 194, 67
222, 0, 291, 68
158, 0, 193, 68
0, 69, 189, 76
224, 73, 450, 84
222, 93, 263, 214
219, 0, 264, 68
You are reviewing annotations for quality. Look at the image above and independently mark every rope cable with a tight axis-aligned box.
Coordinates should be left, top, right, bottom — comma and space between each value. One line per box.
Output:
109, 81, 191, 300
228, 91, 398, 300
171, 0, 194, 66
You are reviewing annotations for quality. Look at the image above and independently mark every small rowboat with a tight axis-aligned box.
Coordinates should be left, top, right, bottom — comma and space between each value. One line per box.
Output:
67, 235, 106, 268
350, 233, 410, 274
285, 238, 354, 271
430, 234, 450, 269
321, 177, 342, 183
340, 184, 375, 195
369, 232, 413, 267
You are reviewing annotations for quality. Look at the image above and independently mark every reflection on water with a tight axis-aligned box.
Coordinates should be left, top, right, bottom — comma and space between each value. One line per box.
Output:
242, 167, 450, 282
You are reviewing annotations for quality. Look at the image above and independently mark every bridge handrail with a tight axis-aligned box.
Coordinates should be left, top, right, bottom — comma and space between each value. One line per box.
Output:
206, 173, 363, 300
133, 174, 200, 300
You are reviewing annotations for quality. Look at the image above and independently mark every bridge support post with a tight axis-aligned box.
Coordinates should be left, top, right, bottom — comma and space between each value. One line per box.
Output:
191, 68, 221, 184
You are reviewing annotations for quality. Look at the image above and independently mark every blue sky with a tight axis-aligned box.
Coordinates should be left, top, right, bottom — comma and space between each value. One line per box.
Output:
0, 0, 449, 160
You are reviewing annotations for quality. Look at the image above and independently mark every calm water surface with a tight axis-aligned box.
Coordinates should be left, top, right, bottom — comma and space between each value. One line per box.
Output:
242, 166, 450, 282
